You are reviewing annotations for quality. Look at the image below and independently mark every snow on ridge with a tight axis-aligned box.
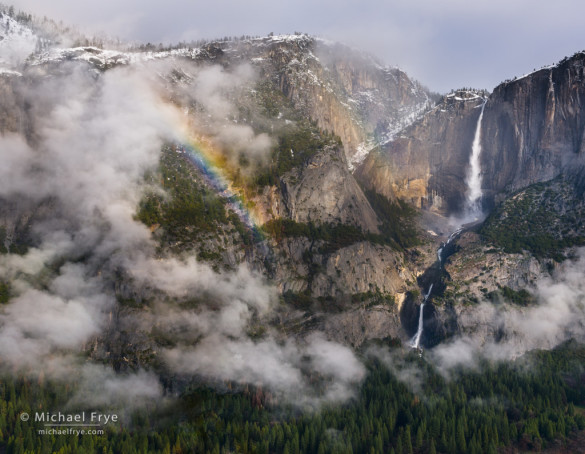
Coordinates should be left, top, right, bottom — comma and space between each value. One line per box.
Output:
0, 68, 22, 76
348, 100, 431, 172
445, 90, 484, 102
28, 45, 202, 68
348, 141, 377, 172
0, 12, 37, 68
510, 64, 556, 84
346, 74, 433, 172
267, 34, 311, 43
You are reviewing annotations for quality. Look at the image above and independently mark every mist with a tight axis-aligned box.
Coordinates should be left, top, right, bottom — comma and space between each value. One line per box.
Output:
429, 249, 585, 374
2, 7, 585, 417
10, 0, 585, 92
0, 56, 363, 410
177, 62, 274, 166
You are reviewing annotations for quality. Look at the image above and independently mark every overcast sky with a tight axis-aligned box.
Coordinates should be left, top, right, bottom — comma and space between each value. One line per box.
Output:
12, 0, 585, 92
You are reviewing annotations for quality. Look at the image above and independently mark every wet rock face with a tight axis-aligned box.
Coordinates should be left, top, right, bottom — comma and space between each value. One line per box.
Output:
399, 292, 420, 339
356, 91, 485, 215
420, 303, 448, 348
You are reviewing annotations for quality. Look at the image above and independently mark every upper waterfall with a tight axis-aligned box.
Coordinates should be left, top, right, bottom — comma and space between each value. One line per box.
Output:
464, 100, 487, 220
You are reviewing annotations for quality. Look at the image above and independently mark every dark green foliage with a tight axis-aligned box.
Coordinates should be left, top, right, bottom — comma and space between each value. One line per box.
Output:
274, 122, 340, 176
0, 225, 29, 256
262, 219, 367, 253
282, 290, 314, 310
245, 80, 341, 189
364, 189, 421, 250
2, 341, 585, 453
351, 290, 396, 307
0, 227, 6, 254
487, 285, 536, 306
263, 211, 419, 254
0, 281, 9, 304
135, 146, 247, 254
481, 178, 585, 261
253, 121, 340, 188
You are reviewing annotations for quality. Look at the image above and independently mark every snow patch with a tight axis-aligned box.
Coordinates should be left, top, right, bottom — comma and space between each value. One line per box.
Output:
348, 141, 377, 171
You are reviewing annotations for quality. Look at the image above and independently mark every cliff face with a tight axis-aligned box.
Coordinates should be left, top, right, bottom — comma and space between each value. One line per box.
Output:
238, 36, 433, 166
280, 146, 380, 233
0, 74, 22, 134
5, 8, 585, 360
356, 91, 486, 214
480, 53, 585, 204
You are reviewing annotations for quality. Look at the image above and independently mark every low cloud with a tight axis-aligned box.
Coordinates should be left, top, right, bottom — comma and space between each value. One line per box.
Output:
128, 256, 365, 406
67, 365, 163, 410
0, 57, 362, 409
179, 63, 273, 165
165, 333, 366, 407
430, 249, 585, 373
372, 248, 585, 388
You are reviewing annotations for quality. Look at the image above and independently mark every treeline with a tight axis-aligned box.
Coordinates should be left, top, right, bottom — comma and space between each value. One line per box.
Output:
487, 285, 535, 306
2, 341, 585, 453
364, 189, 421, 250
126, 32, 309, 54
262, 219, 366, 253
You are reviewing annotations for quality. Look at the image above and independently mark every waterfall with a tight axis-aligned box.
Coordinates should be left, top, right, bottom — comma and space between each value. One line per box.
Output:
411, 284, 433, 349
409, 97, 487, 353
464, 101, 487, 219
437, 227, 463, 265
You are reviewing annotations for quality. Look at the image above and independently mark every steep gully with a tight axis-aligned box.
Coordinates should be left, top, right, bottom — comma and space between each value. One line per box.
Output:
407, 99, 487, 352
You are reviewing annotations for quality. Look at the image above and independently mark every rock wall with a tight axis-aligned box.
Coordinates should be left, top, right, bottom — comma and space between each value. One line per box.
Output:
280, 146, 380, 233
481, 53, 585, 205
240, 36, 433, 165
356, 91, 485, 214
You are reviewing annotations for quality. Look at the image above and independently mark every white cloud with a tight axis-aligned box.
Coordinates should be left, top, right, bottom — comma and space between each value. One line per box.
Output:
0, 57, 363, 408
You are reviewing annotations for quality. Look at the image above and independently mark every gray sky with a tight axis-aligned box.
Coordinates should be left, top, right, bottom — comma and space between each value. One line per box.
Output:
12, 0, 585, 92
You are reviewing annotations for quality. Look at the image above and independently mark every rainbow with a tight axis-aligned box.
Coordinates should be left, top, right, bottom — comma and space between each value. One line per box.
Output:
175, 136, 266, 241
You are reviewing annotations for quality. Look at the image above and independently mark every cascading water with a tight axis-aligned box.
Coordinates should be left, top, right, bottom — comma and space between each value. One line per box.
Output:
410, 284, 433, 349
464, 101, 487, 220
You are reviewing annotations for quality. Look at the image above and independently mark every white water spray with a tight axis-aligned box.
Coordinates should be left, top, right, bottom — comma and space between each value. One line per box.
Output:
464, 101, 487, 219
411, 284, 433, 349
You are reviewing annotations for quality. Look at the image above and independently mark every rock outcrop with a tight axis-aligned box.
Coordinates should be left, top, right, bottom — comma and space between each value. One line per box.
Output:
230, 35, 434, 165
280, 146, 380, 232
